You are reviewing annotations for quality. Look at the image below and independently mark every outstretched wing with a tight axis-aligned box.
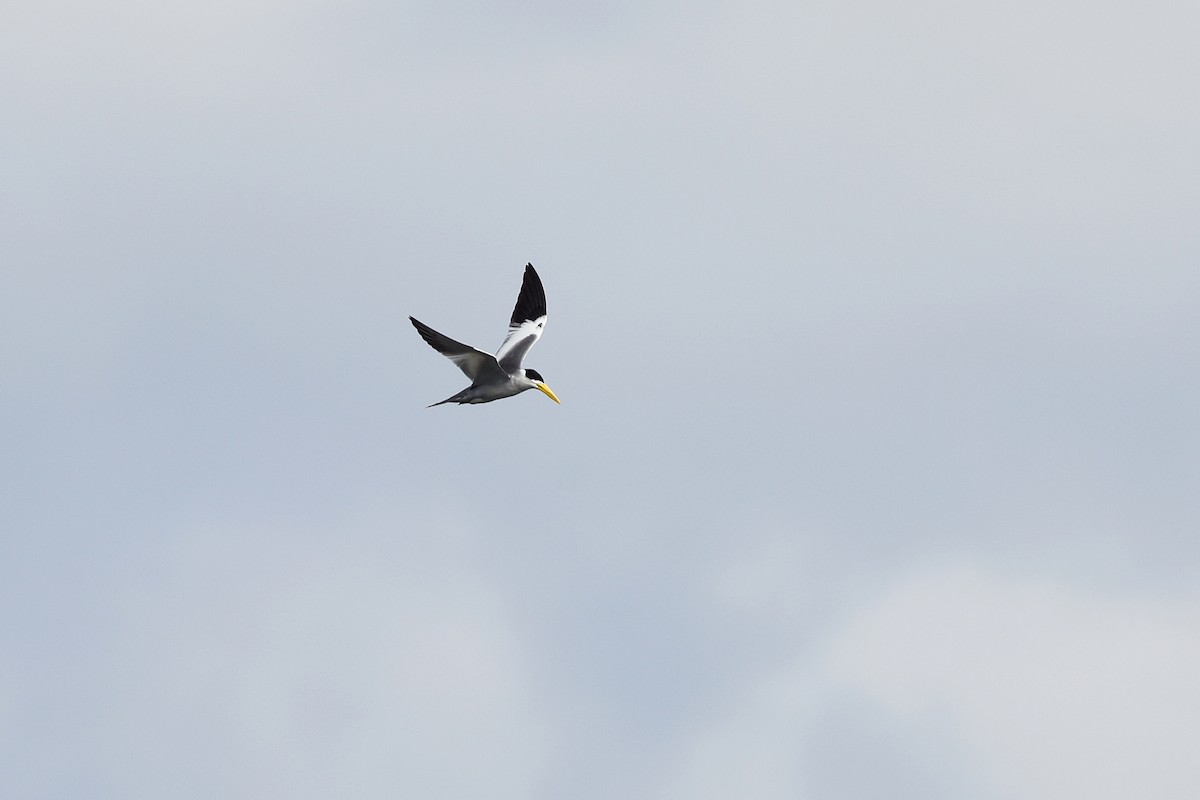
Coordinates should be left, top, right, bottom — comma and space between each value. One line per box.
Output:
495, 263, 547, 373
410, 316, 508, 384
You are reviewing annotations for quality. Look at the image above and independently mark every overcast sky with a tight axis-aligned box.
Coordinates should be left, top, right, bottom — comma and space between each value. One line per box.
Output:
3, 2, 1199, 798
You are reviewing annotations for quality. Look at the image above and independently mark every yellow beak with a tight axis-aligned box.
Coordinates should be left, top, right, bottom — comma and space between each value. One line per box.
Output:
535, 383, 561, 404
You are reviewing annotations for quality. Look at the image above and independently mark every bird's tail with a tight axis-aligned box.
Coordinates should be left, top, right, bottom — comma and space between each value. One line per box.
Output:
427, 389, 470, 407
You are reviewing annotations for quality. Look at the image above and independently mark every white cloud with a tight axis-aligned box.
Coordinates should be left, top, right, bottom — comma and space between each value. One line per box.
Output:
826, 564, 1200, 799
654, 667, 815, 800
656, 555, 1200, 800
1, 506, 547, 799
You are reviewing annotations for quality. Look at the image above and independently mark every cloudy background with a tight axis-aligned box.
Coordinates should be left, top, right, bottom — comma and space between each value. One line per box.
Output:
3, 1, 1199, 797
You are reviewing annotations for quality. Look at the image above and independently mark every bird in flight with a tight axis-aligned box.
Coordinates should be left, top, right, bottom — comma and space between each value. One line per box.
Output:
410, 263, 561, 407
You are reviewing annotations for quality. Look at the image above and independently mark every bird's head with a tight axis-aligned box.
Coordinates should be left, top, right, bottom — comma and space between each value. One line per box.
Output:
524, 368, 561, 404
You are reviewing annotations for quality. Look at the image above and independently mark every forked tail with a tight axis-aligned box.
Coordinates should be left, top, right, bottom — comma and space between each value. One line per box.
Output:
427, 388, 470, 407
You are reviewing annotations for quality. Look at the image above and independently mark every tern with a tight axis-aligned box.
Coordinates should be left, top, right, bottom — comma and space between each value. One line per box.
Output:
410, 263, 561, 407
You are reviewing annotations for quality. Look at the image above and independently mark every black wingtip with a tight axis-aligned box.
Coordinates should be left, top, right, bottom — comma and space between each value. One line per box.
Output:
408, 316, 437, 350
511, 263, 547, 325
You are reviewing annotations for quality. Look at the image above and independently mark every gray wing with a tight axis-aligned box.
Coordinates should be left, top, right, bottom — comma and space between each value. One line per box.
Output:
495, 264, 547, 373
410, 317, 509, 384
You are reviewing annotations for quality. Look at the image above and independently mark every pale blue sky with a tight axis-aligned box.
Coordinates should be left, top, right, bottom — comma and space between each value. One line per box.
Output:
3, 2, 1199, 798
